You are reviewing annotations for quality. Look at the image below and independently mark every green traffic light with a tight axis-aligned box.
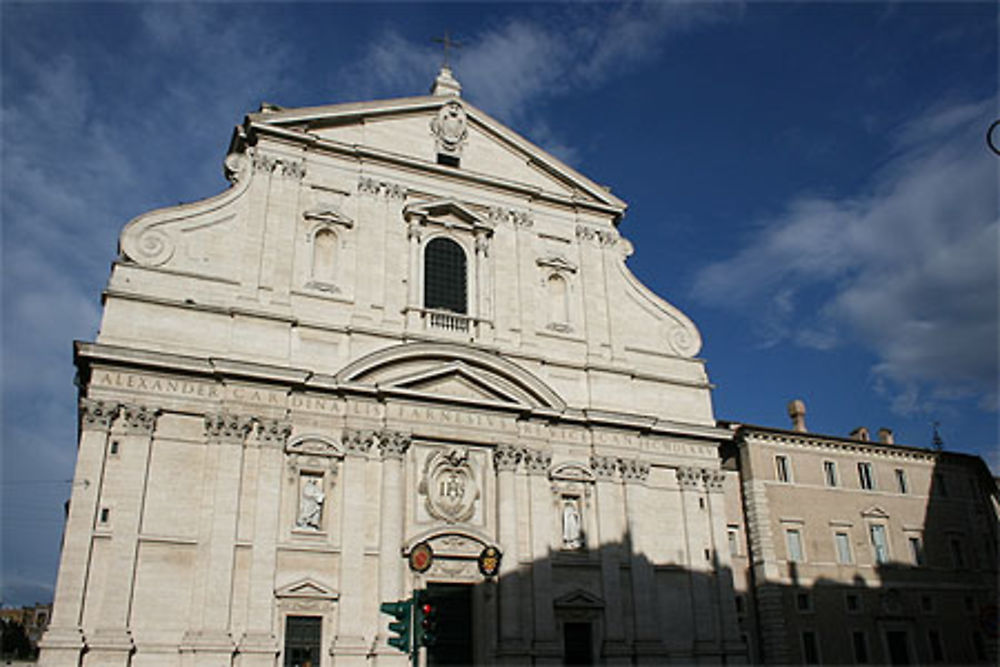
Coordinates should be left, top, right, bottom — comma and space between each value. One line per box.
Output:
379, 600, 412, 653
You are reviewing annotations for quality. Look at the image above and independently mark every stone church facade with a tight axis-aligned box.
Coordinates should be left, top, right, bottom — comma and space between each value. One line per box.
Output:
40, 67, 748, 666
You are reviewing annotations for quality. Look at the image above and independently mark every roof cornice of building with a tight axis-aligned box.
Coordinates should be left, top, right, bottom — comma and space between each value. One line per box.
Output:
731, 422, 945, 462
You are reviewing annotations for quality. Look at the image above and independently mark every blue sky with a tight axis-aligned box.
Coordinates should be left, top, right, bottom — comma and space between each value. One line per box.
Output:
2, 2, 996, 606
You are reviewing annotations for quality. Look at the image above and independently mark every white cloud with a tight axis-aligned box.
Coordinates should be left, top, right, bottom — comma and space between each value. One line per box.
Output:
692, 97, 999, 414
342, 4, 727, 152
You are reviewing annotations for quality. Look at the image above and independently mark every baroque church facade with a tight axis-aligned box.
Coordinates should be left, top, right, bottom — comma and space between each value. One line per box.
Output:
39, 68, 997, 667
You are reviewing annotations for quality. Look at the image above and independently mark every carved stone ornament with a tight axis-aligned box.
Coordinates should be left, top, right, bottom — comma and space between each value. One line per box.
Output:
430, 101, 469, 155
493, 444, 522, 473
252, 152, 306, 180
590, 455, 619, 482
80, 398, 117, 431
258, 419, 292, 446
704, 469, 726, 493
358, 176, 407, 200
295, 476, 325, 530
342, 428, 375, 456
619, 458, 650, 483
487, 206, 533, 228
205, 413, 253, 444
523, 448, 553, 476
378, 430, 412, 460
575, 224, 618, 247
419, 447, 479, 523
676, 466, 703, 489
120, 404, 157, 436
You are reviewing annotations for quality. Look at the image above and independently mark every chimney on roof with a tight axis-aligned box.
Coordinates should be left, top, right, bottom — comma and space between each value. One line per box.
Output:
877, 428, 894, 445
787, 400, 807, 432
850, 427, 870, 442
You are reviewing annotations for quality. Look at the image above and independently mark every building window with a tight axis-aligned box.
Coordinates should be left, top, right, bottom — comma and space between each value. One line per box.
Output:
964, 596, 974, 612
786, 528, 805, 562
853, 630, 869, 664
735, 594, 745, 615
801, 631, 820, 664
797, 592, 813, 613
927, 629, 944, 662
99, 508, 110, 524
858, 462, 875, 490
835, 531, 853, 564
934, 472, 948, 497
728, 526, 740, 557
284, 615, 322, 667
845, 592, 862, 613
823, 460, 838, 487
870, 524, 889, 564
908, 536, 924, 566
950, 538, 965, 569
424, 237, 467, 314
895, 468, 908, 494
109, 440, 120, 455
921, 595, 934, 613
776, 455, 791, 483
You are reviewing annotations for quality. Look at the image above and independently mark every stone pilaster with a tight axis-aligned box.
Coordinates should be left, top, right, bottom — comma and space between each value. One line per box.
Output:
493, 443, 524, 657
180, 412, 253, 665
524, 449, 559, 663
237, 419, 291, 667
676, 466, 716, 653
621, 458, 662, 662
591, 455, 629, 663
332, 429, 374, 665
39, 399, 118, 667
84, 403, 158, 667
704, 469, 746, 663
374, 431, 410, 666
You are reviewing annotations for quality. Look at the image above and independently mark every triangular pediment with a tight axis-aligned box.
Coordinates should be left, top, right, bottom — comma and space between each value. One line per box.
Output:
383, 361, 525, 406
861, 505, 890, 519
554, 589, 605, 609
247, 96, 625, 212
403, 199, 488, 232
275, 577, 339, 600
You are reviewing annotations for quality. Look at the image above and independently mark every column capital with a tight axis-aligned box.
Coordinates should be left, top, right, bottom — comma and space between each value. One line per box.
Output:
523, 448, 552, 476
258, 418, 292, 446
704, 469, 726, 493
80, 398, 117, 431
120, 403, 158, 436
676, 465, 704, 489
620, 458, 650, 483
590, 455, 618, 481
493, 443, 522, 472
377, 430, 411, 460
343, 428, 375, 457
205, 412, 253, 444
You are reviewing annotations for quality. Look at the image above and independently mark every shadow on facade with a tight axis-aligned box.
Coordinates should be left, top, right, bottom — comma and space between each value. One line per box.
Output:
733, 451, 998, 666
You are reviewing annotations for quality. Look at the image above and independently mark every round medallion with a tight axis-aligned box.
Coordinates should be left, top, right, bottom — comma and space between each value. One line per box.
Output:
409, 541, 434, 573
477, 545, 502, 578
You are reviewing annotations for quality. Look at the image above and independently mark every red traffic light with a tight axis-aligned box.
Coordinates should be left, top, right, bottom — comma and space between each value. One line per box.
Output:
421, 603, 433, 615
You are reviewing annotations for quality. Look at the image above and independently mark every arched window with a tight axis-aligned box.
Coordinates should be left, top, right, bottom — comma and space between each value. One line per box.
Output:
424, 237, 467, 314
312, 228, 338, 284
547, 273, 569, 325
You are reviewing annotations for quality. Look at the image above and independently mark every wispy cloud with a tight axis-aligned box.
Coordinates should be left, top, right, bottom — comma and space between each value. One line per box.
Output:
342, 3, 728, 157
692, 97, 999, 414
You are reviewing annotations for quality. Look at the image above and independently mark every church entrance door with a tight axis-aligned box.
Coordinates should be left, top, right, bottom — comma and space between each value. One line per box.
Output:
426, 583, 473, 666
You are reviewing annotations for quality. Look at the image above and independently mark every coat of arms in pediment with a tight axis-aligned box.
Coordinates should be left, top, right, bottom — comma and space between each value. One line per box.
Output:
430, 101, 468, 155
419, 447, 479, 523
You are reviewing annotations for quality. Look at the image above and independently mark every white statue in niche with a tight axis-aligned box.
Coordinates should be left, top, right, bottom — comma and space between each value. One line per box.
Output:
296, 477, 325, 530
562, 499, 583, 549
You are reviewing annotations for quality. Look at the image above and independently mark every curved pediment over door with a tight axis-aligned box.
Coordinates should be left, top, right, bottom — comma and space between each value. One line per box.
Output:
335, 342, 565, 411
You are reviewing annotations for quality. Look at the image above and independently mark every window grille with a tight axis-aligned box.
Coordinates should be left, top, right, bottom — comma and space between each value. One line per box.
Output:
424, 237, 467, 314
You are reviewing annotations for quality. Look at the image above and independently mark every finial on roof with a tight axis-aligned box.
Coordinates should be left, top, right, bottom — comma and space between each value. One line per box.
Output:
431, 66, 462, 97
430, 31, 463, 97
932, 421, 944, 450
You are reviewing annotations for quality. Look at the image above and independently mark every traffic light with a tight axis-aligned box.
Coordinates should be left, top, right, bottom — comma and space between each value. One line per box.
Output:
379, 599, 412, 653
414, 590, 437, 647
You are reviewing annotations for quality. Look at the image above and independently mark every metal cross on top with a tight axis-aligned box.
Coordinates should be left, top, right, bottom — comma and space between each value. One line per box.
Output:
432, 31, 463, 67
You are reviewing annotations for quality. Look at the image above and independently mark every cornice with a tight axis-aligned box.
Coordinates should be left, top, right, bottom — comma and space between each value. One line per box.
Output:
75, 341, 729, 443
249, 123, 625, 220
737, 426, 939, 463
